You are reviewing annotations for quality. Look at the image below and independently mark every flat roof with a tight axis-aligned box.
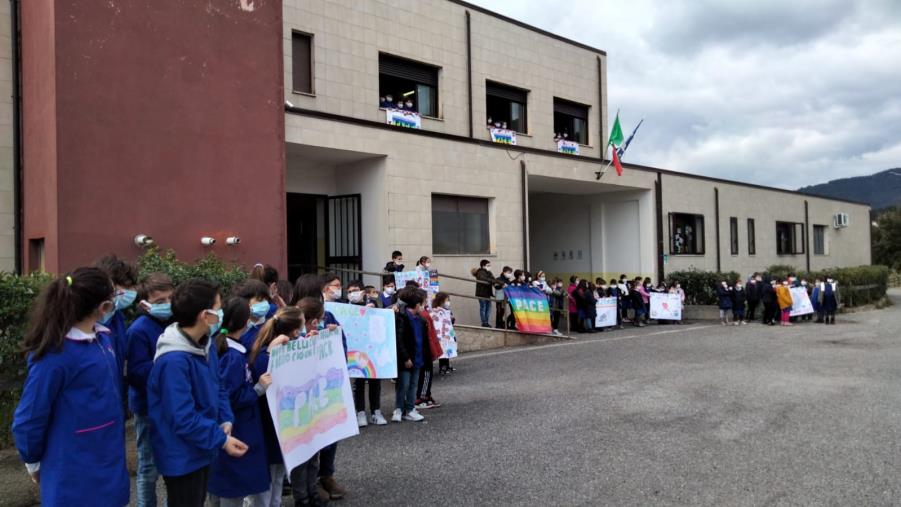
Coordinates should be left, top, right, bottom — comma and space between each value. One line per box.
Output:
447, 0, 607, 56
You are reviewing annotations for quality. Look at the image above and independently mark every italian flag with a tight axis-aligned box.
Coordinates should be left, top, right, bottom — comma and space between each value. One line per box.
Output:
607, 113, 624, 176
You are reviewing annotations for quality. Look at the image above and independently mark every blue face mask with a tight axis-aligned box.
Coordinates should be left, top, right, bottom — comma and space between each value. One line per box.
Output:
148, 302, 172, 321
207, 309, 224, 336
250, 301, 270, 320
100, 306, 115, 325
317, 320, 326, 331
115, 289, 137, 311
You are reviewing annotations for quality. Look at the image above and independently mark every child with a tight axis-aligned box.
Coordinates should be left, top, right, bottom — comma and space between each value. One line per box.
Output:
126, 272, 175, 507
364, 285, 380, 307
732, 280, 747, 325
416, 289, 444, 409
431, 292, 457, 375
209, 298, 272, 506
12, 268, 130, 506
800, 279, 813, 321
746, 274, 762, 322
249, 263, 284, 315
94, 255, 139, 379
716, 281, 734, 325
147, 279, 248, 507
496, 267, 514, 329
618, 275, 632, 324
234, 279, 273, 351
812, 278, 823, 323
393, 287, 432, 423
248, 307, 303, 507
380, 279, 397, 308
819, 277, 840, 325
608, 278, 625, 329
550, 278, 566, 335
761, 278, 777, 325
471, 259, 495, 327
628, 281, 646, 327
383, 250, 405, 285
415, 256, 432, 272
639, 277, 652, 323
346, 280, 388, 427
776, 279, 794, 326
670, 281, 686, 325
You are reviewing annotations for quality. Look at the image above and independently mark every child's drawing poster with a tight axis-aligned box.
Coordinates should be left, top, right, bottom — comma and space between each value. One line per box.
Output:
650, 293, 682, 320
789, 287, 814, 317
267, 328, 358, 472
325, 302, 398, 378
429, 307, 458, 359
594, 297, 618, 327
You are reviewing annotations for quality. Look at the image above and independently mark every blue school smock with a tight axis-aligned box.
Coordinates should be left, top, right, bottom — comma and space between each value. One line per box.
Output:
251, 348, 284, 465
266, 302, 278, 319
811, 286, 821, 312
12, 326, 129, 507
209, 339, 269, 498
107, 310, 128, 375
147, 324, 234, 477
239, 321, 263, 352
323, 310, 348, 355
125, 314, 167, 415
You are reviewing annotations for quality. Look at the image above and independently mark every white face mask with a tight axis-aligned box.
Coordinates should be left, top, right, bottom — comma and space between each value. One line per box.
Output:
328, 288, 342, 301
737, 285, 743, 290
484, 265, 491, 271
442, 302, 451, 309
348, 290, 363, 303
384, 287, 396, 295
539, 277, 546, 282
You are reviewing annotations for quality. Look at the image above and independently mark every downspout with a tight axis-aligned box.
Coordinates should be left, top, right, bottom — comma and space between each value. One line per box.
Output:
521, 160, 529, 271
714, 187, 721, 273
10, 0, 22, 274
655, 172, 664, 281
804, 200, 810, 271
596, 55, 604, 159
465, 10, 473, 139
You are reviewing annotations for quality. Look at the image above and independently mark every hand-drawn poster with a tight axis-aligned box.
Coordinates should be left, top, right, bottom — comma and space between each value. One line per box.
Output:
325, 302, 398, 378
594, 297, 618, 327
429, 307, 458, 359
650, 292, 682, 320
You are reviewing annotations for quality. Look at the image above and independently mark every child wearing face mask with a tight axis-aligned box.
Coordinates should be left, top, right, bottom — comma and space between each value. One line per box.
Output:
209, 298, 272, 507
431, 292, 457, 375
761, 278, 778, 325
393, 287, 433, 422
416, 256, 432, 272
799, 279, 813, 321
346, 280, 388, 428
234, 279, 274, 351
147, 279, 248, 506
416, 290, 444, 409
732, 280, 747, 325
12, 268, 130, 507
818, 277, 840, 325
383, 250, 405, 286
472, 259, 495, 328
550, 278, 567, 335
126, 272, 175, 506
495, 267, 514, 329
380, 280, 397, 308
94, 255, 139, 395
669, 281, 685, 325
717, 281, 734, 326
776, 279, 794, 326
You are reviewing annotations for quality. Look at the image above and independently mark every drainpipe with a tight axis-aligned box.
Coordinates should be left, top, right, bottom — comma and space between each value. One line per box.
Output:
804, 200, 810, 272
714, 187, 721, 273
655, 172, 664, 281
465, 10, 473, 139
521, 160, 529, 271
10, 0, 22, 274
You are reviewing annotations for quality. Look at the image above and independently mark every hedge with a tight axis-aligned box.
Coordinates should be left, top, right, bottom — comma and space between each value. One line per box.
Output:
664, 270, 741, 305
0, 248, 248, 447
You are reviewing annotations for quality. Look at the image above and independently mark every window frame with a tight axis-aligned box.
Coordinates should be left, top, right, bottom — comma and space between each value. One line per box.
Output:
668, 212, 706, 256
776, 221, 806, 255
813, 224, 827, 255
431, 194, 491, 255
729, 217, 739, 256
485, 80, 529, 134
553, 97, 590, 145
747, 218, 756, 255
291, 30, 314, 95
378, 53, 440, 118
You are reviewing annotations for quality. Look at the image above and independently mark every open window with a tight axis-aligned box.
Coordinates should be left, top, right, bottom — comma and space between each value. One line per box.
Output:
553, 98, 589, 144
669, 213, 705, 255
378, 53, 439, 117
486, 81, 528, 134
776, 221, 805, 255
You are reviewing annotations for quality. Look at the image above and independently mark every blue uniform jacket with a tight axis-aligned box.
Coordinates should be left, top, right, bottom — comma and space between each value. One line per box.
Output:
12, 326, 129, 507
239, 322, 263, 353
209, 340, 270, 498
251, 348, 284, 466
147, 324, 234, 477
126, 314, 167, 415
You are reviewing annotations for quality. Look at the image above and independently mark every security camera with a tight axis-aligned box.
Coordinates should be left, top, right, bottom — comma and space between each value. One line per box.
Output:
226, 236, 241, 245
134, 234, 154, 247
200, 237, 216, 246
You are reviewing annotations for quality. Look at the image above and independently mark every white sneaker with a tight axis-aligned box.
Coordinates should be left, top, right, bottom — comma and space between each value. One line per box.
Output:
552, 329, 563, 336
371, 410, 388, 426
356, 411, 368, 428
391, 408, 402, 423
403, 409, 425, 422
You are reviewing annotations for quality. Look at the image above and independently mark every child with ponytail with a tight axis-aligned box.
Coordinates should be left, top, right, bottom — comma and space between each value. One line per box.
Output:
12, 268, 130, 506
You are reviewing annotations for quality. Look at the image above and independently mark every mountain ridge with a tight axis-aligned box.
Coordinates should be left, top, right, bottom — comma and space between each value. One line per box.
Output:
798, 168, 901, 210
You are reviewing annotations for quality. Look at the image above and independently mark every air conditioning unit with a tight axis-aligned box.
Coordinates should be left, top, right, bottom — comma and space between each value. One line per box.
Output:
833, 213, 849, 229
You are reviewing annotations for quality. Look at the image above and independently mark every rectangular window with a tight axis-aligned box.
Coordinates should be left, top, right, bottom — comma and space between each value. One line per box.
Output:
669, 213, 705, 255
486, 81, 528, 134
747, 218, 756, 255
291, 32, 313, 94
28, 238, 45, 273
776, 221, 805, 255
553, 98, 589, 145
432, 195, 490, 255
379, 53, 439, 117
729, 217, 739, 255
813, 225, 826, 255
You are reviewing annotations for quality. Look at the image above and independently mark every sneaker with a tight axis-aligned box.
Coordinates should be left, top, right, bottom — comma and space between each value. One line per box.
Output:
415, 399, 429, 410
552, 329, 563, 336
371, 410, 388, 426
356, 410, 368, 428
403, 409, 425, 422
320, 476, 346, 500
426, 397, 442, 408
391, 408, 402, 422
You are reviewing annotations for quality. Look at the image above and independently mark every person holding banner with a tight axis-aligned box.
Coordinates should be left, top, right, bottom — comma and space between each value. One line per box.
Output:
346, 280, 388, 427
393, 288, 432, 423
776, 279, 794, 326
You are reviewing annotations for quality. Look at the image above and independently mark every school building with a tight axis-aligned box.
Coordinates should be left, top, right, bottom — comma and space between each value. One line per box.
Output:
0, 1, 871, 321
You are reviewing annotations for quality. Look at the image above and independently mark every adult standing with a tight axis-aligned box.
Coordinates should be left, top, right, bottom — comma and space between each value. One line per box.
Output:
471, 260, 495, 327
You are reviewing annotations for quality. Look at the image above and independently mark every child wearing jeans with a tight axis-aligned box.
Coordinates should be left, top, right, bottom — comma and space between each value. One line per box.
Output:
393, 287, 432, 422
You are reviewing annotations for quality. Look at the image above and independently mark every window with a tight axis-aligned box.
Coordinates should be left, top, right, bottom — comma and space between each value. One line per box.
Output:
813, 225, 826, 255
28, 238, 45, 273
292, 32, 313, 94
747, 218, 756, 255
776, 221, 805, 255
729, 217, 739, 255
669, 213, 705, 255
554, 98, 589, 144
378, 53, 438, 117
432, 195, 490, 255
486, 81, 528, 134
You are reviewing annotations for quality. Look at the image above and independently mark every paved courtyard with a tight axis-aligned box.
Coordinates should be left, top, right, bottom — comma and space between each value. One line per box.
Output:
334, 290, 901, 506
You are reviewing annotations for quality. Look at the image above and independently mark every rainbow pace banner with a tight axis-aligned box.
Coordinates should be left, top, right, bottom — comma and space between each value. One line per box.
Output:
504, 286, 552, 334
267, 328, 358, 472
385, 109, 421, 129
556, 139, 580, 155
489, 127, 517, 145
324, 302, 398, 379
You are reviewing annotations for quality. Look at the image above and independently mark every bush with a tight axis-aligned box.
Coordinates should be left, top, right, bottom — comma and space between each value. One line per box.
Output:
665, 269, 741, 305
137, 247, 248, 295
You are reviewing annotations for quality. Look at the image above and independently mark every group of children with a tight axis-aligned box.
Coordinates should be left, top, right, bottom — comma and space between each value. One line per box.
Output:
716, 273, 841, 326
13, 255, 459, 507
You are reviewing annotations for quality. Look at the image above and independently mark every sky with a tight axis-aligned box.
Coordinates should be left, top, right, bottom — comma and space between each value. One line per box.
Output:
469, 0, 901, 189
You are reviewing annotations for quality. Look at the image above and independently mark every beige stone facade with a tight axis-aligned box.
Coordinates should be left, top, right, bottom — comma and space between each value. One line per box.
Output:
0, 3, 14, 272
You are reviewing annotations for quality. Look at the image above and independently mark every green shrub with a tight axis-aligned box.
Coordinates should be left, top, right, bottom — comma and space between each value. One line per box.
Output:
763, 264, 889, 307
137, 247, 248, 294
665, 269, 741, 305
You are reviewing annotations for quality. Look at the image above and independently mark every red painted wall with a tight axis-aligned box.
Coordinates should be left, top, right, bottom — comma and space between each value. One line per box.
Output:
23, 0, 286, 274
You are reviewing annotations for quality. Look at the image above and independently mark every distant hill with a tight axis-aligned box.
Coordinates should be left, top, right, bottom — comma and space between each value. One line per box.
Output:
798, 168, 901, 211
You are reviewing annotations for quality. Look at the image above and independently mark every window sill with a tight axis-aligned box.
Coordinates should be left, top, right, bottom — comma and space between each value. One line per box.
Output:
293, 91, 316, 97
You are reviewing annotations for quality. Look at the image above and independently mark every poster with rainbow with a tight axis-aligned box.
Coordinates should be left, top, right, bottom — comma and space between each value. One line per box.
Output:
266, 328, 358, 472
325, 302, 398, 379
504, 286, 553, 334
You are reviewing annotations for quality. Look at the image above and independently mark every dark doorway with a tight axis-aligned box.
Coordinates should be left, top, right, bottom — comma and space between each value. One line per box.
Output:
326, 194, 362, 287
286, 193, 324, 283
286, 193, 363, 285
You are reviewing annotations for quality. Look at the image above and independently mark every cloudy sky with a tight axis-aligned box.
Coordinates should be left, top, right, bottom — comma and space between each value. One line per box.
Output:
471, 0, 901, 189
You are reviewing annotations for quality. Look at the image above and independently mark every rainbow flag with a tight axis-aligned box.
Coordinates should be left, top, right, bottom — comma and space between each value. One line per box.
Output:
504, 286, 552, 334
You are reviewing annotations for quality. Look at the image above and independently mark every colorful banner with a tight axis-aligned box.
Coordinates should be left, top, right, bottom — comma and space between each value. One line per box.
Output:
556, 139, 580, 155
429, 307, 458, 359
267, 328, 358, 473
386, 109, 421, 129
504, 286, 552, 334
489, 127, 517, 145
789, 287, 814, 316
650, 292, 682, 320
594, 297, 618, 327
394, 270, 430, 291
324, 302, 398, 379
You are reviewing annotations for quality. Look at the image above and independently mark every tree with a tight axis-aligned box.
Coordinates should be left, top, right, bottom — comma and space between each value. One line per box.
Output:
872, 207, 901, 270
